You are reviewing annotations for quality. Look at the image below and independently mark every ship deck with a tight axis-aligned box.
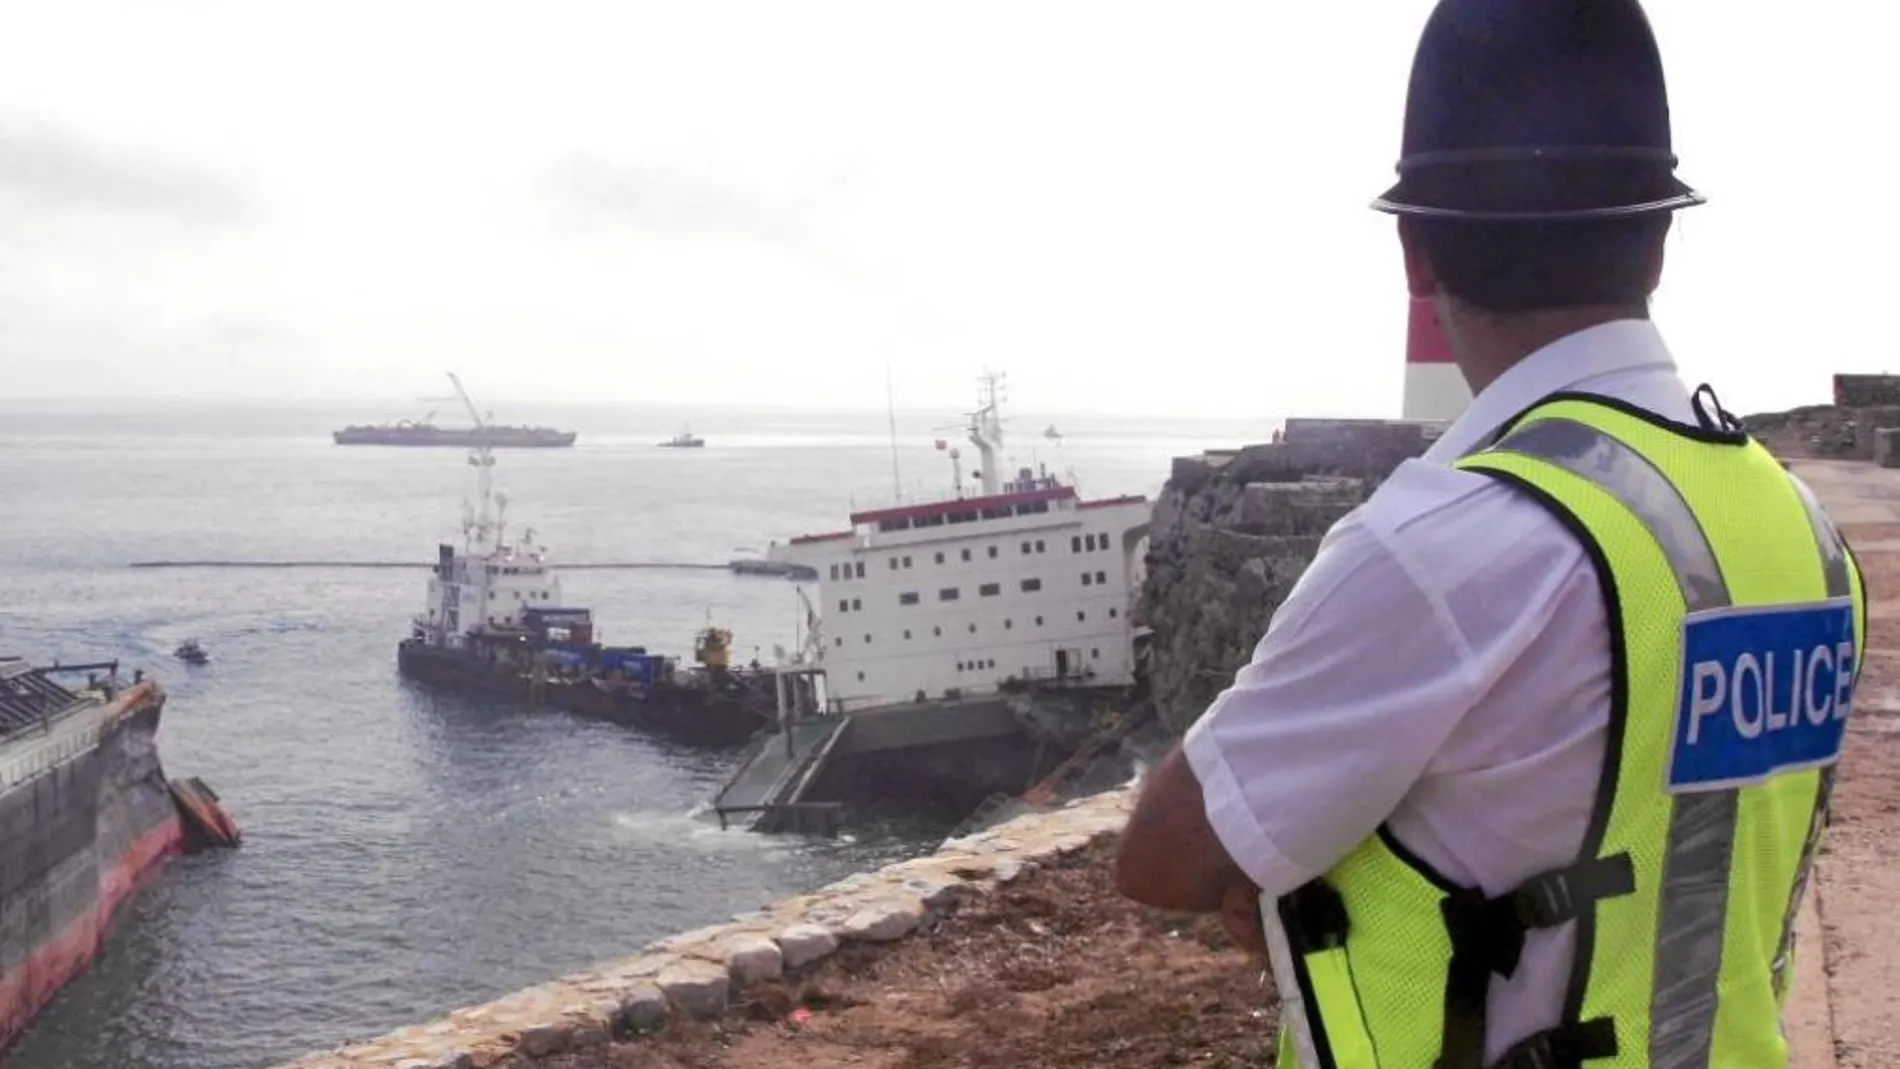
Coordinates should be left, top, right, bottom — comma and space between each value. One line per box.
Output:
0, 693, 110, 792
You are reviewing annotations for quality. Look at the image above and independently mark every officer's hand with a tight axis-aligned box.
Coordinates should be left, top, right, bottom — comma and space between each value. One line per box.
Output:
1218, 877, 1268, 959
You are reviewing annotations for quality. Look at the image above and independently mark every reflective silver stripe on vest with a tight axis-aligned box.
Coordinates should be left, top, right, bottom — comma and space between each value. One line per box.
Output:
1488, 417, 1735, 1069
1770, 474, 1856, 997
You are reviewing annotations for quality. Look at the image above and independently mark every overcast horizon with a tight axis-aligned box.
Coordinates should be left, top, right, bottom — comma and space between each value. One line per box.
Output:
3, 3, 1894, 420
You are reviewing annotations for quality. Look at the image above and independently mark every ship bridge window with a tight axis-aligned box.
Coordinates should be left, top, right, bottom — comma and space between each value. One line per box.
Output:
852, 598, 861, 611
960, 548, 972, 562
903, 555, 913, 568
988, 545, 999, 559
916, 514, 946, 528
1022, 541, 1032, 555
855, 561, 865, 578
979, 583, 1000, 597
1035, 539, 1046, 552
1021, 578, 1042, 592
1082, 573, 1092, 586
1095, 571, 1106, 584
899, 592, 920, 606
890, 557, 900, 571
947, 508, 979, 525
839, 599, 850, 612
830, 565, 840, 580
1015, 501, 1050, 516
935, 551, 946, 565
939, 587, 960, 601
981, 506, 1012, 520
879, 517, 912, 533
1072, 536, 1083, 552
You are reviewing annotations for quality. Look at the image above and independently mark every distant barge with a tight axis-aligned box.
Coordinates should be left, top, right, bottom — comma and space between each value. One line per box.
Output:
333, 422, 576, 448
336, 372, 576, 448
399, 616, 794, 748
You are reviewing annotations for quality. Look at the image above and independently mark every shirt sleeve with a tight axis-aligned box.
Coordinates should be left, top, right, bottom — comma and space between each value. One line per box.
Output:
1179, 477, 1588, 898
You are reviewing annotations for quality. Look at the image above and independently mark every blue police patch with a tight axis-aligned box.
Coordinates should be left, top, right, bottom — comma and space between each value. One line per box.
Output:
1668, 599, 1859, 793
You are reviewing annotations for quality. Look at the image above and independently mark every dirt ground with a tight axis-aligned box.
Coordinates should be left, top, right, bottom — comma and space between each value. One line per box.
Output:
548, 840, 1278, 1069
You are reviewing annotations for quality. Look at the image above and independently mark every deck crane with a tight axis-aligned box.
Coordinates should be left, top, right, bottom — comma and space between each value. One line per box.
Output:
446, 372, 503, 555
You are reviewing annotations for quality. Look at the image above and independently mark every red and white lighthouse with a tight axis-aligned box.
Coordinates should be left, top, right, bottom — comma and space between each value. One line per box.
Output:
1403, 295, 1472, 422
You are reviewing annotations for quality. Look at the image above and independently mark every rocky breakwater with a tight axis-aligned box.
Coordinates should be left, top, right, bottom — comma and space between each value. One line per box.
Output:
268, 790, 1134, 1069
1138, 418, 1438, 733
1745, 373, 1900, 465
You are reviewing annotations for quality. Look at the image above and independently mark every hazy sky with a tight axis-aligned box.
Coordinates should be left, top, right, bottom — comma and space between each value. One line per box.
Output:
1, 3, 1894, 418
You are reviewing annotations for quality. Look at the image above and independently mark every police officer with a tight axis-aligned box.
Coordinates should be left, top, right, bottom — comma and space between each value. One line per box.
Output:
1114, 3, 1868, 1068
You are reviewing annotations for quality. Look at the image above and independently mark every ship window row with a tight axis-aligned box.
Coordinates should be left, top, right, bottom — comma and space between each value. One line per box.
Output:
488, 589, 554, 600
874, 499, 1053, 534
844, 607, 1121, 645
835, 539, 1070, 580
887, 576, 1113, 604
1072, 533, 1113, 553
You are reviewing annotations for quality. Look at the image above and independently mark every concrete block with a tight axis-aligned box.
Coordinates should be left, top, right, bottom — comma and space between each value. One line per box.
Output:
1876, 428, 1900, 468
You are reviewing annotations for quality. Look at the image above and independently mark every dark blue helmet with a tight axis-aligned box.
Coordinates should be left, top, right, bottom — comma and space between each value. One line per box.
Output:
1371, 0, 1705, 221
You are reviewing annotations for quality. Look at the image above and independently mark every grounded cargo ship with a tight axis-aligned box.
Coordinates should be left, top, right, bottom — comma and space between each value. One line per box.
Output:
332, 420, 577, 449
0, 657, 230, 1053
396, 429, 789, 747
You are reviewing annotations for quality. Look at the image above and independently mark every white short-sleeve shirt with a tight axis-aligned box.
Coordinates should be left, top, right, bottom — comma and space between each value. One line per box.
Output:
1181, 319, 1714, 1061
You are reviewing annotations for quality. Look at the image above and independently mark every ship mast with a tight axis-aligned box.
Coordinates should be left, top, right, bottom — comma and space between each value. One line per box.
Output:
447, 371, 498, 557
966, 369, 1005, 497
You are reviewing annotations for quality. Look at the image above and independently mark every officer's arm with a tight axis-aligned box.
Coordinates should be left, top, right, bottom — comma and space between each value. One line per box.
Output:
1114, 742, 1245, 912
1117, 510, 1511, 909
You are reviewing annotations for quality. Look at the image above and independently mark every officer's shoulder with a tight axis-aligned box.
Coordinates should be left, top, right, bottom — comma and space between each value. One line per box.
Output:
1349, 456, 1594, 587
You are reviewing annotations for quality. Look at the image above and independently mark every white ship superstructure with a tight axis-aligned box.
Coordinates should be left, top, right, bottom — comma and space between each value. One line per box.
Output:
411, 373, 564, 649
769, 372, 1150, 710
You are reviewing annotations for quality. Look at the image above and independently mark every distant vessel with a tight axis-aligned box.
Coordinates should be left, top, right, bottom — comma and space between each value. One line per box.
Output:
333, 422, 577, 448
173, 639, 208, 664
396, 380, 786, 746
0, 656, 236, 1052
658, 426, 705, 449
334, 377, 576, 448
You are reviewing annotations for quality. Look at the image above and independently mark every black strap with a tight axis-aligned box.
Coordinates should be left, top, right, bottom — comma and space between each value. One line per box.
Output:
1435, 854, 1635, 1069
1279, 879, 1349, 955
1492, 1018, 1619, 1069
1690, 383, 1745, 435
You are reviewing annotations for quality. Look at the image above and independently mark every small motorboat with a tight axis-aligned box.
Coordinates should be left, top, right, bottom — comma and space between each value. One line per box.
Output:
173, 639, 209, 665
659, 426, 705, 448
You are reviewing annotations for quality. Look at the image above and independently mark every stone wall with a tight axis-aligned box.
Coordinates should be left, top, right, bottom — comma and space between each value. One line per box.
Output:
269, 789, 1134, 1069
1833, 374, 1900, 409
1137, 419, 1437, 734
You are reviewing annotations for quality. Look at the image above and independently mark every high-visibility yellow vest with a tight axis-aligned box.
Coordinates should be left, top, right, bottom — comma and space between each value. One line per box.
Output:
1264, 392, 1867, 1069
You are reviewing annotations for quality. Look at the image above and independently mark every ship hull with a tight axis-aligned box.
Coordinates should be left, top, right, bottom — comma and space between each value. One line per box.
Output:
332, 428, 577, 448
0, 685, 184, 1054
397, 641, 776, 748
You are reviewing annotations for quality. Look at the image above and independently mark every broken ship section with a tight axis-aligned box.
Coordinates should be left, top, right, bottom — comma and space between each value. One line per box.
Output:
714, 372, 1151, 833
0, 657, 237, 1053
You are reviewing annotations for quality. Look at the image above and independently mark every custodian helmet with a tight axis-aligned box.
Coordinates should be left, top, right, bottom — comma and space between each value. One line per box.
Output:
1370, 0, 1706, 221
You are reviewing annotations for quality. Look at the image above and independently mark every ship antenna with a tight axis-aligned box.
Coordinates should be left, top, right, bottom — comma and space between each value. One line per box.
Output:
967, 368, 1005, 496
885, 358, 902, 505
